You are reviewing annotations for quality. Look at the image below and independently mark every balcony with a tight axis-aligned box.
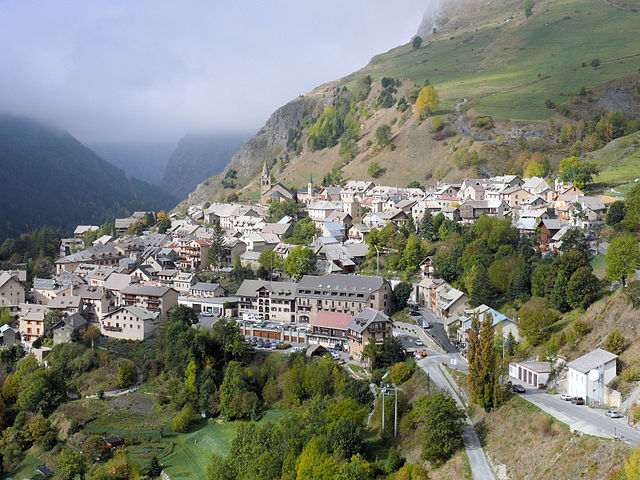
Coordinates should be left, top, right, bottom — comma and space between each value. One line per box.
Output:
104, 325, 122, 332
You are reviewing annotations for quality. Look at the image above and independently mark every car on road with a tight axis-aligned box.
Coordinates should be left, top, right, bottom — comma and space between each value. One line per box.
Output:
511, 384, 526, 393
202, 311, 214, 317
415, 339, 424, 346
560, 394, 572, 401
606, 410, 622, 418
571, 397, 585, 405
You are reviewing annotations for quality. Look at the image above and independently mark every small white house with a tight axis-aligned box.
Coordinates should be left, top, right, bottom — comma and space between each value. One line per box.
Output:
567, 348, 618, 405
509, 361, 553, 388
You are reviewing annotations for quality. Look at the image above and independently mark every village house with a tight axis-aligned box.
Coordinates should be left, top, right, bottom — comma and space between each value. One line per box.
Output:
457, 305, 520, 347
189, 282, 226, 298
347, 308, 394, 362
118, 285, 178, 320
295, 274, 392, 323
52, 312, 87, 345
0, 324, 20, 346
567, 348, 618, 406
100, 306, 160, 341
55, 244, 124, 274
235, 280, 297, 323
307, 310, 353, 350
0, 271, 25, 314
18, 303, 49, 342
172, 272, 200, 295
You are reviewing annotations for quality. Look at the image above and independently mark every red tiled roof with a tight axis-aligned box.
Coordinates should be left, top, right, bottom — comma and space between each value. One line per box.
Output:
312, 310, 353, 330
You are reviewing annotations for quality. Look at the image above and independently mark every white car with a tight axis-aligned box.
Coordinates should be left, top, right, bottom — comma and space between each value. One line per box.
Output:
415, 339, 424, 346
606, 410, 622, 418
560, 394, 572, 401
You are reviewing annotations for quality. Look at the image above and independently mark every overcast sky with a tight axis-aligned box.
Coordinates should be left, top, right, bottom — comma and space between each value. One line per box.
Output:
0, 1, 429, 143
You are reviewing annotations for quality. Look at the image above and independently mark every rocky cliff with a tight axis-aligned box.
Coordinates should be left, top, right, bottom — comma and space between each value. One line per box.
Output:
180, 94, 318, 207
160, 132, 249, 199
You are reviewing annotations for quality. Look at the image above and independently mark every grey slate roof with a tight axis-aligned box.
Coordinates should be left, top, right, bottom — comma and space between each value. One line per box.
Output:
235, 280, 297, 299
296, 274, 385, 301
567, 348, 618, 374
120, 284, 171, 297
347, 308, 392, 334
52, 312, 87, 330
191, 282, 223, 292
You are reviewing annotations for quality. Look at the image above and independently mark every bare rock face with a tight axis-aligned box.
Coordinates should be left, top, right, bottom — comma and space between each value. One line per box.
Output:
160, 132, 248, 199
416, 0, 444, 37
183, 96, 313, 206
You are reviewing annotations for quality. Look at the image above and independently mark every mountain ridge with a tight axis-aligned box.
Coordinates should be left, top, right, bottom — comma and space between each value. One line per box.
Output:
176, 0, 640, 209
0, 114, 176, 239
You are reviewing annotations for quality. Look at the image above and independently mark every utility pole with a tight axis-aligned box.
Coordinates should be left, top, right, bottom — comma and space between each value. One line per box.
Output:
381, 385, 399, 437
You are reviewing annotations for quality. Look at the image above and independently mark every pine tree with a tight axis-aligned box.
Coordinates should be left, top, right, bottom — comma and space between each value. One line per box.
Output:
149, 455, 162, 477
207, 219, 225, 270
549, 271, 569, 312
406, 215, 416, 234
419, 213, 433, 240
466, 264, 494, 307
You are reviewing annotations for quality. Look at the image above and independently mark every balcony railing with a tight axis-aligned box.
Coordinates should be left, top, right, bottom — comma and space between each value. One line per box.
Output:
104, 325, 122, 332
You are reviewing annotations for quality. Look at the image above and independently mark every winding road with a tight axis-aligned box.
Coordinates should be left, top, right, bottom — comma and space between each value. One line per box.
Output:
419, 351, 495, 480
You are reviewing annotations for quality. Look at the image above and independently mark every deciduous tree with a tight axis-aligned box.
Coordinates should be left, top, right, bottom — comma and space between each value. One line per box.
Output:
415, 86, 440, 120
606, 234, 640, 286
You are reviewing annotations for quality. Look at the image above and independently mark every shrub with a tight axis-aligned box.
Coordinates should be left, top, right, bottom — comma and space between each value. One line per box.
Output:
368, 161, 385, 178
621, 367, 639, 382
605, 329, 626, 355
389, 362, 411, 385
172, 404, 196, 432
431, 115, 444, 132
475, 117, 494, 129
117, 361, 137, 388
573, 320, 590, 336
537, 415, 554, 436
591, 58, 600, 68
631, 402, 640, 424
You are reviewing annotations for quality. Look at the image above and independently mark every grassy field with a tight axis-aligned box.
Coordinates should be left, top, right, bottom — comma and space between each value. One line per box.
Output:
587, 131, 640, 190
161, 409, 289, 480
350, 0, 640, 121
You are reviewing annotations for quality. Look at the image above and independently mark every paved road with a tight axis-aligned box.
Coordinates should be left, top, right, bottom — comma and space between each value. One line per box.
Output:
416, 307, 458, 353
519, 389, 640, 445
418, 354, 494, 480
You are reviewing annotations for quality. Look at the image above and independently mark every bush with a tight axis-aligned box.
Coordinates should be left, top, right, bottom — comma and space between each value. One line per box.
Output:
368, 161, 385, 178
389, 362, 411, 385
117, 361, 137, 388
172, 404, 196, 432
573, 320, 590, 336
537, 415, 554, 436
605, 329, 626, 355
475, 117, 494, 129
621, 367, 639, 382
631, 403, 640, 424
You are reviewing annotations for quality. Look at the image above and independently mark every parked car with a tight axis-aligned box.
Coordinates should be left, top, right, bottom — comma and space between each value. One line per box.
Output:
415, 339, 424, 346
257, 338, 264, 347
560, 394, 572, 401
511, 384, 526, 393
571, 397, 585, 405
264, 340, 271, 348
202, 311, 214, 317
606, 410, 622, 418
270, 342, 278, 350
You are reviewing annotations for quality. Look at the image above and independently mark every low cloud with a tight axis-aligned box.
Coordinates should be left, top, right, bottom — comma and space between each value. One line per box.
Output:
0, 0, 428, 143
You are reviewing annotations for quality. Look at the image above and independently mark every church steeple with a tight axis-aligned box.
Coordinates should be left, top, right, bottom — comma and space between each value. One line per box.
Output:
308, 173, 313, 196
261, 161, 270, 195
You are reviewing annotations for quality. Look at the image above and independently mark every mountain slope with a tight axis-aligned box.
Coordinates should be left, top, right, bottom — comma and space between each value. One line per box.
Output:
178, 0, 640, 208
0, 115, 177, 239
88, 141, 175, 186
159, 132, 249, 199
